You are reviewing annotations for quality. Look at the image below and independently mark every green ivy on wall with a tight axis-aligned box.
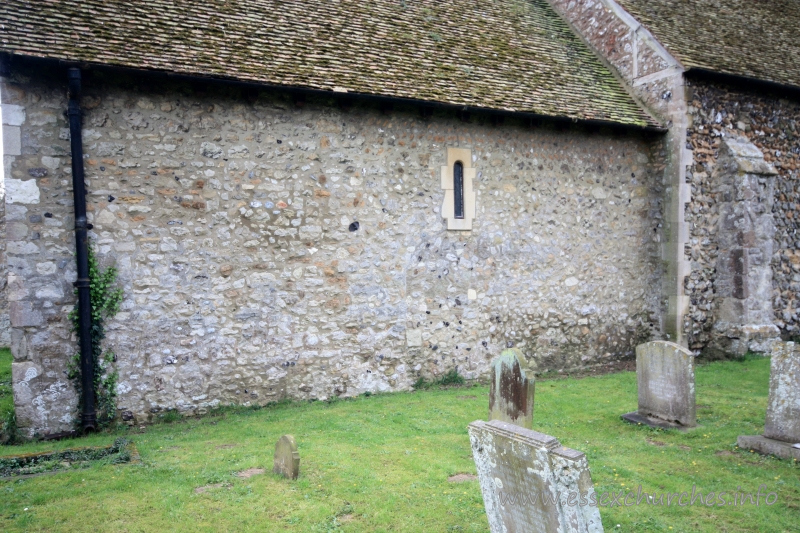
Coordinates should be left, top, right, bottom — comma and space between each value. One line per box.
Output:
68, 242, 124, 428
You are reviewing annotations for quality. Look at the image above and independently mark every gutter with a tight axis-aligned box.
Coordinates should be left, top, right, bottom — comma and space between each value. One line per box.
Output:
67, 67, 96, 432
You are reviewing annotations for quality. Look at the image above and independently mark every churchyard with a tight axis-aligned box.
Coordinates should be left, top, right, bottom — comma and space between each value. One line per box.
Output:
0, 354, 797, 532
2, 2, 800, 531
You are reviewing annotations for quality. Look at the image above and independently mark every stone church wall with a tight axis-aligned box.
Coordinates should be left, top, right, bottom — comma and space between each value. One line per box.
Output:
684, 79, 800, 352
0, 163, 7, 348
0, 89, 11, 348
548, 0, 692, 347
2, 66, 665, 437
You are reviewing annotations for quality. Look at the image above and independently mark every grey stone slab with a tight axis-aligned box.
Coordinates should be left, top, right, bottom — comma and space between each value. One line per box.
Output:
764, 342, 800, 443
737, 435, 800, 461
489, 348, 535, 429
468, 419, 603, 533
273, 434, 300, 480
634, 341, 696, 427
621, 411, 691, 432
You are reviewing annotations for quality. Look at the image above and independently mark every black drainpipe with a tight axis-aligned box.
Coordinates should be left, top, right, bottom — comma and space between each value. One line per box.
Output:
67, 68, 96, 432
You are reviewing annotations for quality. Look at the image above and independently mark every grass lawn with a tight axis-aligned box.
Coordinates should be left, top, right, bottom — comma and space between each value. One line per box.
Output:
0, 348, 14, 444
0, 356, 798, 532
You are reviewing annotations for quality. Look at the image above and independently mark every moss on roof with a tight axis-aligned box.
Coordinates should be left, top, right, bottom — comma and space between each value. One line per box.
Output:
617, 0, 800, 88
0, 0, 656, 127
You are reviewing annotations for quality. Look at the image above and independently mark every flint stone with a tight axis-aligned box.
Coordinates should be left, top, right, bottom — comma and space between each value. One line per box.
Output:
10, 301, 43, 327
623, 341, 696, 428
764, 342, 800, 443
6, 178, 40, 204
2, 104, 26, 126
468, 420, 603, 533
489, 348, 535, 429
273, 434, 300, 480
406, 328, 422, 347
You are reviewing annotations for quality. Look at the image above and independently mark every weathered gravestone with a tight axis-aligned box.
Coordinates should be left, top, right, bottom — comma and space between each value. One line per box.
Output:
468, 420, 603, 533
622, 341, 696, 429
273, 434, 300, 480
738, 342, 800, 460
489, 348, 535, 429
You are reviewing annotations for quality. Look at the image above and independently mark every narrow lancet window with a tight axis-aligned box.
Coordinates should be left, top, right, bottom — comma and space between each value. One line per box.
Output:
454, 161, 464, 219
441, 148, 474, 230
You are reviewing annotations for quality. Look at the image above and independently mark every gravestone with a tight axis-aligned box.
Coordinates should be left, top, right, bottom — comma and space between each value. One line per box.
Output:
468, 420, 603, 533
489, 348, 535, 429
738, 342, 800, 460
273, 434, 300, 480
622, 341, 696, 429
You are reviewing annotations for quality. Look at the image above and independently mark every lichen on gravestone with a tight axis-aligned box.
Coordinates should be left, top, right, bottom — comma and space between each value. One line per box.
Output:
468, 420, 604, 533
273, 434, 300, 480
737, 341, 800, 460
488, 348, 535, 429
764, 342, 800, 444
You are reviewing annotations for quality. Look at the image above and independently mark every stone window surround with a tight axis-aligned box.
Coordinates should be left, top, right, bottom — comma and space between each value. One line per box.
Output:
441, 147, 476, 230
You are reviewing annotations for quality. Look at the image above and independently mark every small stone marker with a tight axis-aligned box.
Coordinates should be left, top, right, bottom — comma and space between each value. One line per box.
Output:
273, 435, 300, 480
489, 348, 535, 429
738, 342, 800, 460
468, 420, 603, 533
622, 341, 696, 429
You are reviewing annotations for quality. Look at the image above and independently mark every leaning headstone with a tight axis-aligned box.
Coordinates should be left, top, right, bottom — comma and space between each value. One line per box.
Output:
622, 341, 696, 429
468, 420, 603, 533
738, 342, 800, 460
489, 348, 535, 429
273, 435, 300, 480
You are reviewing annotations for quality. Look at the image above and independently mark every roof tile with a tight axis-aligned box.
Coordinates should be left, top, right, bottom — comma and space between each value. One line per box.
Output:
616, 0, 800, 88
0, 0, 656, 127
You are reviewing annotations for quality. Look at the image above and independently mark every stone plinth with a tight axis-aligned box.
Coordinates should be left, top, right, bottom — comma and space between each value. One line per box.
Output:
468, 420, 603, 533
737, 435, 800, 461
489, 349, 535, 429
738, 342, 800, 459
622, 341, 696, 429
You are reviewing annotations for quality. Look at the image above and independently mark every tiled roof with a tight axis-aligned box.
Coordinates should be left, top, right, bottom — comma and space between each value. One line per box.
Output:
616, 0, 800, 88
0, 0, 657, 127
